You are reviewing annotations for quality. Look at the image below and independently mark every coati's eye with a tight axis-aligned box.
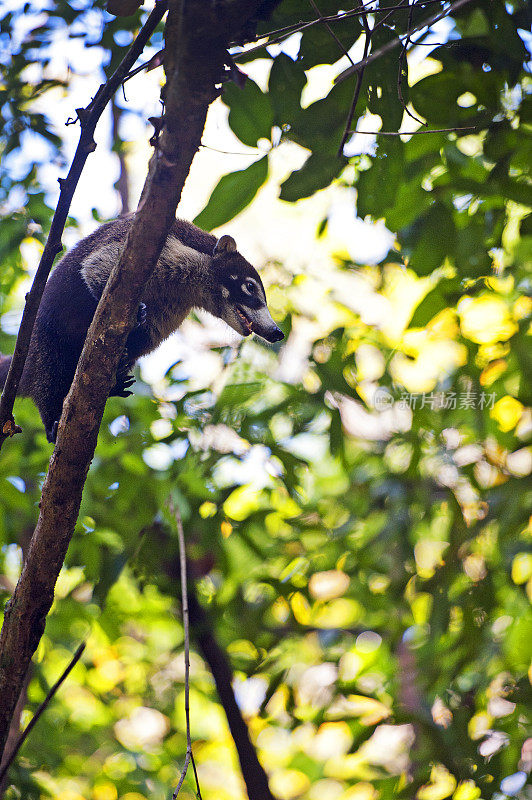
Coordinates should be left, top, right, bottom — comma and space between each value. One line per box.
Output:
242, 279, 257, 295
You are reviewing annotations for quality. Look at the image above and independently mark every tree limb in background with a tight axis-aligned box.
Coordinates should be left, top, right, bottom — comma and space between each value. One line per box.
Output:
396, 0, 426, 127
307, 0, 356, 69
0, 1, 167, 449
188, 587, 277, 800
0, 0, 278, 760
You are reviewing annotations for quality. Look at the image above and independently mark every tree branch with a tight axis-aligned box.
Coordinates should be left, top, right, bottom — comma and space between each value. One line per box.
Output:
350, 125, 479, 134
233, 0, 446, 59
0, 1, 167, 449
0, 0, 273, 760
335, 0, 476, 84
0, 643, 85, 789
337, 0, 372, 157
188, 587, 277, 800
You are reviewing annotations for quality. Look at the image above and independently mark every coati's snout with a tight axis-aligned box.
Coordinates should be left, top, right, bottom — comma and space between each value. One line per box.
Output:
212, 235, 284, 344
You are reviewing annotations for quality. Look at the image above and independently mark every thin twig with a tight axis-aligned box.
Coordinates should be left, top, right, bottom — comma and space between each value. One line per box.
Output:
0, 1, 168, 449
0, 643, 85, 785
169, 501, 202, 800
338, 0, 372, 157
237, 0, 448, 49
335, 0, 476, 83
307, 0, 356, 68
350, 125, 479, 134
123, 47, 165, 83
200, 143, 261, 155
397, 1, 426, 126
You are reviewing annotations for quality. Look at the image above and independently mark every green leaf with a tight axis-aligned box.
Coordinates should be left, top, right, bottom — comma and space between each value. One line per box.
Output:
288, 79, 356, 154
411, 72, 468, 126
408, 278, 462, 328
269, 53, 306, 128
224, 78, 273, 147
280, 153, 342, 202
408, 202, 456, 276
356, 138, 404, 219
193, 156, 268, 230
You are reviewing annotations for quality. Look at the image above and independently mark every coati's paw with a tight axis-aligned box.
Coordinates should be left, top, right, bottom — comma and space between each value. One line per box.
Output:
110, 351, 135, 398
111, 386, 134, 398
136, 302, 147, 328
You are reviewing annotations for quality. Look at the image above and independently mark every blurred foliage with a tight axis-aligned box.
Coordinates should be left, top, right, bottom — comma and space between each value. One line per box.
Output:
1, 1, 531, 800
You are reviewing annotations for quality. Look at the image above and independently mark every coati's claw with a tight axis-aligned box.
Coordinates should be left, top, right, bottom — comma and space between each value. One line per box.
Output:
111, 374, 135, 397
136, 303, 147, 328
110, 351, 135, 397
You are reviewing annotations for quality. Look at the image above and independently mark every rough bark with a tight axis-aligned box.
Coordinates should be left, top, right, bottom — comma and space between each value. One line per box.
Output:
0, 0, 273, 759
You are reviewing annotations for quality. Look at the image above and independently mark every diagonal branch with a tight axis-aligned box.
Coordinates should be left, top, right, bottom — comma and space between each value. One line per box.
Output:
233, 0, 447, 59
0, 643, 85, 788
0, 1, 168, 449
0, 0, 274, 762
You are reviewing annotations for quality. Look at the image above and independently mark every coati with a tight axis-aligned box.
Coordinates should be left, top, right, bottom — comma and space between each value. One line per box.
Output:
0, 215, 284, 443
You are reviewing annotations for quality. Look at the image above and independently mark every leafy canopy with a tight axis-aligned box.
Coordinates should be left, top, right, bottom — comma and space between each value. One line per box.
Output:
0, 1, 531, 799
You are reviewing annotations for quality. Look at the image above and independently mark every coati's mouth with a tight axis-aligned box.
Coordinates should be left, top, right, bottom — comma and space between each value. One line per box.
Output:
236, 305, 253, 336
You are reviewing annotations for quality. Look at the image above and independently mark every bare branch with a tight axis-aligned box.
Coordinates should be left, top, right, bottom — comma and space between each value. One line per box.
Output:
397, 1, 426, 126
0, 1, 168, 449
233, 0, 448, 59
350, 125, 479, 134
0, 643, 85, 786
335, 0, 476, 84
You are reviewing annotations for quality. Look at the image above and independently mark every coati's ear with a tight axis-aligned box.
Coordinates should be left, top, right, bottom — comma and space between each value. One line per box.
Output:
213, 234, 237, 256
